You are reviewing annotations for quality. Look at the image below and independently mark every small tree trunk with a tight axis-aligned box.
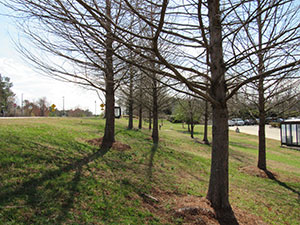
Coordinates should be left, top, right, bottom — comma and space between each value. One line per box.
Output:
138, 105, 142, 129
182, 122, 185, 128
149, 110, 152, 130
138, 80, 143, 129
188, 123, 190, 132
152, 75, 159, 144
128, 69, 134, 130
191, 123, 194, 139
203, 99, 210, 144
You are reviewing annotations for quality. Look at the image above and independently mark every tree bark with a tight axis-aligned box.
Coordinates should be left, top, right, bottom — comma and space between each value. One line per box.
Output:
206, 0, 233, 218
138, 79, 143, 129
152, 74, 159, 144
138, 105, 142, 129
258, 87, 266, 170
257, 0, 267, 171
101, 0, 115, 151
148, 109, 152, 130
128, 67, 134, 130
203, 99, 210, 144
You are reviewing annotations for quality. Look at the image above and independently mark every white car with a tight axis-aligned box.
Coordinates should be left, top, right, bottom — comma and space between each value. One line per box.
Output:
228, 120, 235, 126
232, 118, 245, 126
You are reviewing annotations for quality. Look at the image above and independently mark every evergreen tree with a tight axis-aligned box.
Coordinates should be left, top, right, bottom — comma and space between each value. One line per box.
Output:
0, 74, 15, 116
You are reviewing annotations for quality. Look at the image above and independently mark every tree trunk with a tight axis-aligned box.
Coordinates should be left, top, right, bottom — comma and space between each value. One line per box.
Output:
203, 99, 209, 144
188, 123, 190, 132
257, 0, 267, 171
138, 105, 142, 129
152, 75, 159, 144
149, 109, 152, 130
138, 80, 143, 129
101, 0, 115, 151
206, 0, 233, 219
191, 123, 194, 139
128, 67, 134, 130
258, 91, 266, 170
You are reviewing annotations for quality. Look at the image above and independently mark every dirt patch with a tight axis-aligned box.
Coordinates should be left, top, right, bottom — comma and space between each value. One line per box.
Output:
239, 166, 277, 179
139, 187, 267, 225
86, 138, 131, 151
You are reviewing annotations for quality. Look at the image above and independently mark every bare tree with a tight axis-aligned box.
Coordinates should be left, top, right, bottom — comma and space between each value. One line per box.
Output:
3, 0, 299, 220
232, 0, 300, 170
2, 0, 129, 150
111, 0, 300, 218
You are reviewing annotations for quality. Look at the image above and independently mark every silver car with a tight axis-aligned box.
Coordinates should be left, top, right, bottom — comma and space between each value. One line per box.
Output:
232, 118, 245, 126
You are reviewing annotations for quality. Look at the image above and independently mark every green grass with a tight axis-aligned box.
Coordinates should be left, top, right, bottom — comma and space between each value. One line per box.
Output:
0, 117, 299, 224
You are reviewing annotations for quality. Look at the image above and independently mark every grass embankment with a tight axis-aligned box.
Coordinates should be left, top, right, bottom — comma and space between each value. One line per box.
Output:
0, 118, 299, 224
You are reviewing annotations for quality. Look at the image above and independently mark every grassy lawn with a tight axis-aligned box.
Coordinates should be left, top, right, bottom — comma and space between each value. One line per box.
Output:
0, 117, 299, 224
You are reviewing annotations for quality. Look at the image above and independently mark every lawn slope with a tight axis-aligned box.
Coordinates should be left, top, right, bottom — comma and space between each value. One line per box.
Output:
0, 118, 299, 224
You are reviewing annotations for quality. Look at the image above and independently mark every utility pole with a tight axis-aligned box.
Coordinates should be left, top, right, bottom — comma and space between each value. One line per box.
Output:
62, 96, 65, 116
95, 100, 97, 116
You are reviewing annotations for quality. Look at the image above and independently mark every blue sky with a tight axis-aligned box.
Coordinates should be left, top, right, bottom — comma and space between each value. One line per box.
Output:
0, 5, 103, 114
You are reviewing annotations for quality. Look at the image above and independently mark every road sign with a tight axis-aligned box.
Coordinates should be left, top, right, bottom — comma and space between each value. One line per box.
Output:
51, 104, 56, 112
100, 103, 105, 111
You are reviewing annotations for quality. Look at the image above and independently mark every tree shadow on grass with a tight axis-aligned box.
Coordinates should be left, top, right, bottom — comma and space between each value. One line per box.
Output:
147, 143, 158, 182
55, 165, 83, 224
264, 170, 300, 199
177, 130, 202, 136
0, 146, 109, 224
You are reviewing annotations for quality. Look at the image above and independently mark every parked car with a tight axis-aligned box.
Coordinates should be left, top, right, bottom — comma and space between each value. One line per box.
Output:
266, 117, 277, 124
277, 118, 284, 123
244, 119, 256, 125
228, 120, 235, 126
231, 118, 245, 126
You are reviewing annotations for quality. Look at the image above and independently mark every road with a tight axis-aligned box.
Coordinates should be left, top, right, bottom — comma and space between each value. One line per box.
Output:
0, 117, 54, 119
229, 125, 280, 141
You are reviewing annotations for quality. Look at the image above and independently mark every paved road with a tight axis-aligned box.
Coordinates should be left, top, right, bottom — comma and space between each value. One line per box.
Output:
0, 117, 54, 119
229, 125, 280, 141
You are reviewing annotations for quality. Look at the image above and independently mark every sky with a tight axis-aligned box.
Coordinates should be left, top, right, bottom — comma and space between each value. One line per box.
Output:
0, 5, 104, 115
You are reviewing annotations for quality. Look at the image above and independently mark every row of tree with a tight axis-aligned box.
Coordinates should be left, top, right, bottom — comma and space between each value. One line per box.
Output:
2, 0, 299, 221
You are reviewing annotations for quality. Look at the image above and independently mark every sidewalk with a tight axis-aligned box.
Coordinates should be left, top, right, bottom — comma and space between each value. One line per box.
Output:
229, 125, 280, 141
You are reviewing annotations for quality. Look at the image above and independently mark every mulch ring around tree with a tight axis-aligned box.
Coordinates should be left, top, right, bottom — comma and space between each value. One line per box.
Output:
239, 166, 277, 179
86, 138, 131, 151
141, 187, 267, 225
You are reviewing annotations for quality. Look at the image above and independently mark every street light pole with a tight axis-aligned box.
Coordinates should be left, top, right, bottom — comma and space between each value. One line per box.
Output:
21, 93, 23, 116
